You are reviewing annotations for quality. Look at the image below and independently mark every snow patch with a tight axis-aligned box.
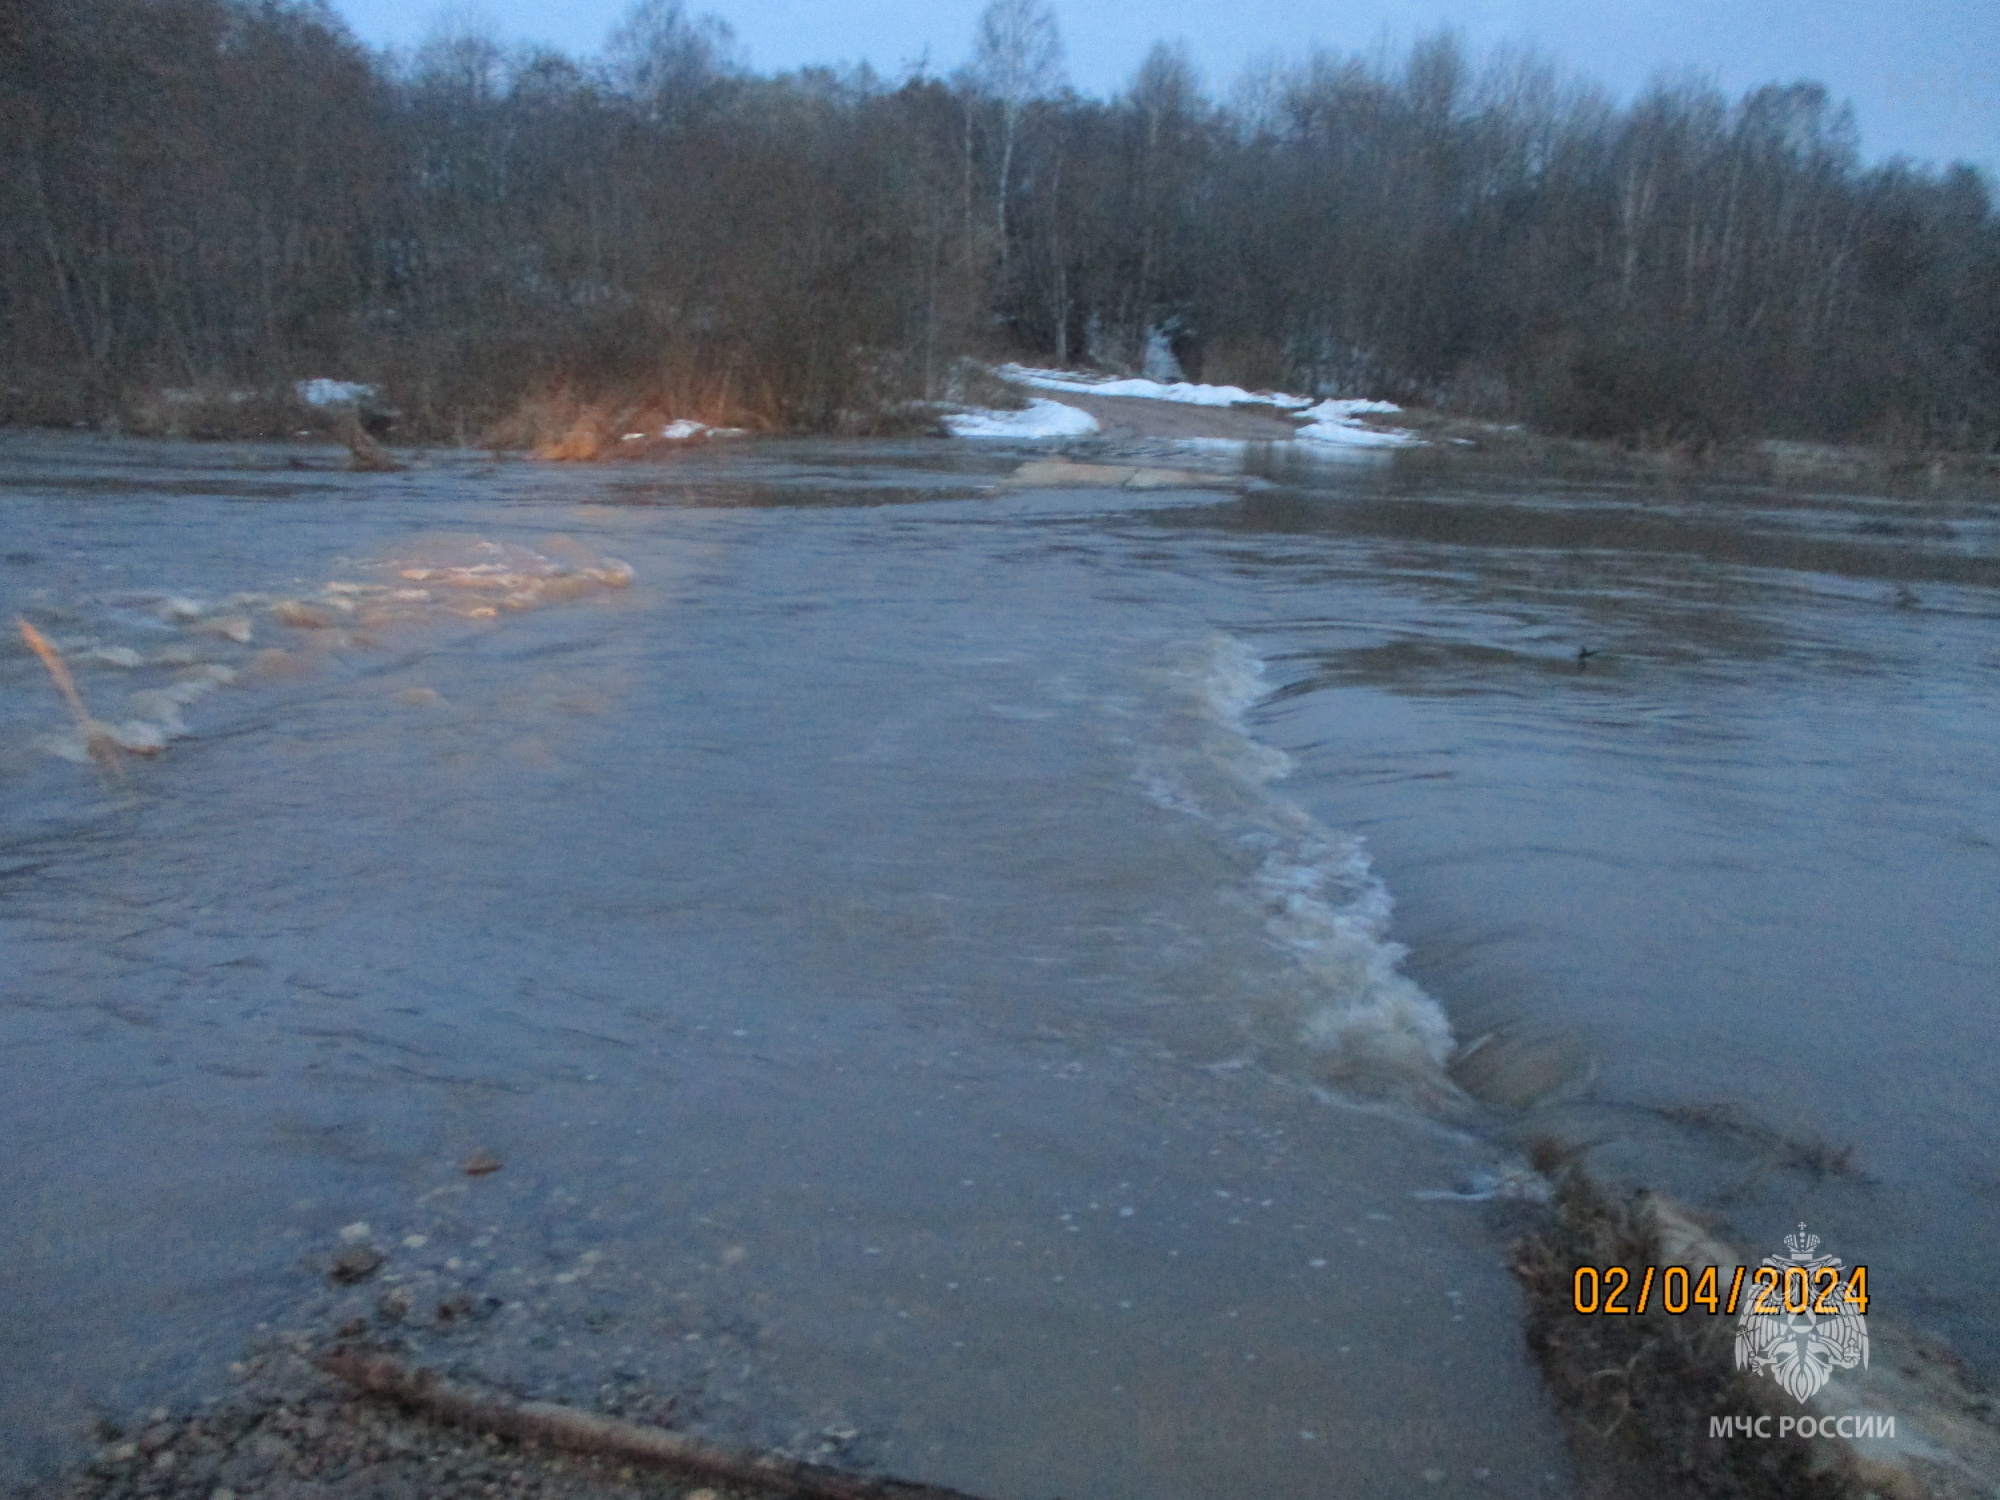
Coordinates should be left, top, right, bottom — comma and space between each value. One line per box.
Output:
996, 366, 1420, 444
998, 364, 1313, 410
1142, 327, 1184, 382
942, 398, 1100, 439
1293, 398, 1419, 448
618, 420, 749, 444
295, 379, 378, 408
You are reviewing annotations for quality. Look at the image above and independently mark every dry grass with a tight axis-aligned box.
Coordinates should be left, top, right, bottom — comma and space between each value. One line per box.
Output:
482, 369, 766, 460
1194, 335, 1293, 394
1649, 1103, 1866, 1187
120, 384, 303, 440
1510, 1163, 1874, 1500
340, 414, 405, 472
940, 359, 1030, 413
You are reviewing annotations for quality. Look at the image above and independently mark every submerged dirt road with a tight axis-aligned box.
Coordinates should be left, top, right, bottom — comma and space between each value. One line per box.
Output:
1016, 390, 1307, 442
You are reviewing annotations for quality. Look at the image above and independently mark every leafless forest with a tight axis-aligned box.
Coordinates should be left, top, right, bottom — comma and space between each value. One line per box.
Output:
4, 0, 1997, 447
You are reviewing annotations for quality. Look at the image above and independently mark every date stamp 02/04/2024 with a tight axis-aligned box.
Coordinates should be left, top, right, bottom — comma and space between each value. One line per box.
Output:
1568, 1259, 1870, 1318
1570, 1225, 1880, 1410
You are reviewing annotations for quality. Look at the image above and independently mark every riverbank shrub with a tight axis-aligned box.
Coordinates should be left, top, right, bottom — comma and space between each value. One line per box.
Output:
1, 0, 1993, 447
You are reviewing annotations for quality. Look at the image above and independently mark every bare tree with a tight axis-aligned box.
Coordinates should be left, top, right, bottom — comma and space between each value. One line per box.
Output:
964, 0, 1064, 258
1, 3, 1995, 447
604, 0, 737, 129
414, 6, 508, 104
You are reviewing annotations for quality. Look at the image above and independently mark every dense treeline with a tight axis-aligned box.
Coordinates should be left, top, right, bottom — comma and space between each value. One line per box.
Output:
3, 0, 1997, 447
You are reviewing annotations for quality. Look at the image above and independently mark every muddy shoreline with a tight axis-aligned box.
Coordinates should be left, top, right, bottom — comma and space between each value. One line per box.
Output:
10, 383, 2000, 497
32, 1174, 2000, 1500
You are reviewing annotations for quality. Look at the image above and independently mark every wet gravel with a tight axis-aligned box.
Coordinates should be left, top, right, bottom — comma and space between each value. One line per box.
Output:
44, 1354, 777, 1500
18, 1207, 887, 1500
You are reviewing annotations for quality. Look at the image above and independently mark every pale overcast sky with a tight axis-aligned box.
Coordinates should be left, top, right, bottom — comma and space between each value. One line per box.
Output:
329, 0, 1996, 173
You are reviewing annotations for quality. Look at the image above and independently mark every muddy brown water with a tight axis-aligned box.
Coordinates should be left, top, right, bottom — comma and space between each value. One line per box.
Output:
2, 431, 1996, 1497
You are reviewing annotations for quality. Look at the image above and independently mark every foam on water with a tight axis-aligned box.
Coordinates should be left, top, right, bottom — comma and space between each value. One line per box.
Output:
373, 537, 634, 618
17, 537, 631, 766
1141, 635, 1461, 1100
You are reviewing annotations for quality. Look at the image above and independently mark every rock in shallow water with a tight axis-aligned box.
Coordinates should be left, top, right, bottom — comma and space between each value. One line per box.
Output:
329, 1244, 385, 1284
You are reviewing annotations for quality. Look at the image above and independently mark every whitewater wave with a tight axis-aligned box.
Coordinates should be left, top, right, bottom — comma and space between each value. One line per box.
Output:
1142, 635, 1460, 1100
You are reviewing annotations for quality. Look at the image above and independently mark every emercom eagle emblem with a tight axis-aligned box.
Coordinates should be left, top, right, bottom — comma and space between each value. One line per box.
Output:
1734, 1222, 1869, 1403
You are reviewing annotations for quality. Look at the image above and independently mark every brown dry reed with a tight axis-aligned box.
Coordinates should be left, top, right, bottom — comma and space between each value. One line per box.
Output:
481, 370, 762, 461
342, 414, 406, 472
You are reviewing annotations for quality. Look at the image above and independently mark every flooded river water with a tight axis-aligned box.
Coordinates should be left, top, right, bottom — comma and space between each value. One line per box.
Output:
2, 432, 1996, 1496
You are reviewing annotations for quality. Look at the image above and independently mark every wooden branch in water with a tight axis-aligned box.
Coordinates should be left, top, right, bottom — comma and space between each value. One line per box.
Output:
18, 617, 92, 724
316, 1348, 995, 1500
16, 617, 125, 778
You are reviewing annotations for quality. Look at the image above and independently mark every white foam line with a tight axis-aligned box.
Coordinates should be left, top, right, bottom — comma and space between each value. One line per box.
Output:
1158, 635, 1460, 1085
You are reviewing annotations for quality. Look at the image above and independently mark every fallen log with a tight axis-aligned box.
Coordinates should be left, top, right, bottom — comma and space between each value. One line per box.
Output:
316, 1348, 996, 1500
